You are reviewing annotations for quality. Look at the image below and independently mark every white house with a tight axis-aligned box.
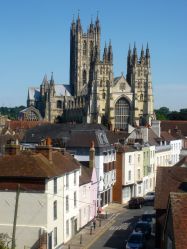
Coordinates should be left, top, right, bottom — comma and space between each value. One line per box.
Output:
0, 144, 81, 249
66, 129, 116, 208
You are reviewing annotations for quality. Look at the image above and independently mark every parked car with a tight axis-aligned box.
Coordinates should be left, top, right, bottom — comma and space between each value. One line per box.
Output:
141, 212, 156, 234
141, 212, 155, 223
134, 221, 151, 238
144, 192, 155, 201
125, 231, 146, 249
128, 197, 144, 209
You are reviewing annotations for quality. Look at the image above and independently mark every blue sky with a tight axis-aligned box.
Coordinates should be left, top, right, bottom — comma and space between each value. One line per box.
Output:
0, 0, 186, 110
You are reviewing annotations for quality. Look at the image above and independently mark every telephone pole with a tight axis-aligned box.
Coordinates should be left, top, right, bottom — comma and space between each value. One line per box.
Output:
11, 184, 20, 249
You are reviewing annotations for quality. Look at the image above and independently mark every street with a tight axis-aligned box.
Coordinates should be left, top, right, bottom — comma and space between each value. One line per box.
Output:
89, 205, 155, 249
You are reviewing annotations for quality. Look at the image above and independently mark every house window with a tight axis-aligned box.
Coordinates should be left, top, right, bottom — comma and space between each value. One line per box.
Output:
53, 201, 57, 220
74, 171, 76, 185
129, 155, 132, 163
138, 154, 140, 162
138, 169, 141, 179
54, 177, 57, 194
138, 186, 141, 194
66, 220, 69, 236
83, 186, 86, 197
54, 227, 57, 246
66, 195, 69, 212
74, 191, 77, 208
128, 170, 131, 181
66, 174, 69, 189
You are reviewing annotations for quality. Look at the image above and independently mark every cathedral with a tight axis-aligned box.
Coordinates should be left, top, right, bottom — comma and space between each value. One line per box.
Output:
27, 15, 154, 130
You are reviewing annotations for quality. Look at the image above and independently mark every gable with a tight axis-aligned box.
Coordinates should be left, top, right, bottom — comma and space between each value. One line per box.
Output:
113, 75, 131, 92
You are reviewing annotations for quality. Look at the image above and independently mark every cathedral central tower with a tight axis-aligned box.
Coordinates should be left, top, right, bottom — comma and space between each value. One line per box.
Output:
69, 15, 101, 96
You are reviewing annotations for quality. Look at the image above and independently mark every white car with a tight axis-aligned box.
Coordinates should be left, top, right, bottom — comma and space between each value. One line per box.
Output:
144, 192, 155, 201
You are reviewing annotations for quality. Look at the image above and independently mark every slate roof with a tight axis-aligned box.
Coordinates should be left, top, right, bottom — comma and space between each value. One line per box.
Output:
28, 87, 40, 101
147, 129, 159, 146
174, 156, 187, 168
66, 130, 110, 148
22, 123, 108, 145
106, 131, 129, 145
155, 165, 187, 210
54, 84, 71, 96
79, 165, 92, 186
169, 192, 187, 249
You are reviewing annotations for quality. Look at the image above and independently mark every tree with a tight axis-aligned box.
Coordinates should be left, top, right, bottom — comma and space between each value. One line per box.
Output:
0, 234, 11, 249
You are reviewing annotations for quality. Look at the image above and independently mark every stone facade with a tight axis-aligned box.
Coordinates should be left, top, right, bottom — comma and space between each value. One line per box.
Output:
27, 15, 154, 130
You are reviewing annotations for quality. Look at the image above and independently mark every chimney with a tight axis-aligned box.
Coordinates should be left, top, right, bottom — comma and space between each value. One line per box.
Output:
5, 139, 20, 155
35, 137, 53, 162
89, 141, 95, 168
151, 120, 161, 137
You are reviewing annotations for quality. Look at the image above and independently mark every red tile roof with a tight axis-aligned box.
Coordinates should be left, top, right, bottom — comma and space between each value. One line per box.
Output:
6, 120, 49, 130
155, 166, 187, 209
161, 120, 187, 137
0, 150, 80, 191
169, 192, 187, 249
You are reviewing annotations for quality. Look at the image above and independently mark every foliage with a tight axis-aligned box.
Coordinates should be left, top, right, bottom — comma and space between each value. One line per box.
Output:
0, 106, 26, 120
155, 107, 187, 120
0, 233, 11, 249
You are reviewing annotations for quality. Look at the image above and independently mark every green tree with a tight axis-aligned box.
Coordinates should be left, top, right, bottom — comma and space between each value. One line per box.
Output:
0, 105, 25, 120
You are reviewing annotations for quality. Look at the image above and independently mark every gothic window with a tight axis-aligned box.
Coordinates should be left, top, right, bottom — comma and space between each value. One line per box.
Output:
57, 100, 62, 108
115, 97, 130, 130
100, 67, 102, 75
140, 94, 143, 101
82, 70, 87, 85
90, 40, 93, 57
100, 80, 103, 87
83, 40, 87, 56
27, 110, 39, 121
102, 91, 106, 99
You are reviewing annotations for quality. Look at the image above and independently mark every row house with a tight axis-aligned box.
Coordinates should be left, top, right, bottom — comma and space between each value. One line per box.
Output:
0, 141, 98, 249
66, 129, 116, 208
113, 144, 144, 204
79, 143, 97, 228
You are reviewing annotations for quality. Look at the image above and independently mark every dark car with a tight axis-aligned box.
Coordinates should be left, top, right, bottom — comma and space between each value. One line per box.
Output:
125, 231, 146, 249
134, 221, 151, 238
141, 213, 155, 223
128, 197, 144, 209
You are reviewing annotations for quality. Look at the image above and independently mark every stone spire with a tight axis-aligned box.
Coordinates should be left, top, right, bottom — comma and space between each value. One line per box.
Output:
103, 42, 108, 63
76, 13, 82, 32
133, 42, 138, 64
108, 40, 113, 64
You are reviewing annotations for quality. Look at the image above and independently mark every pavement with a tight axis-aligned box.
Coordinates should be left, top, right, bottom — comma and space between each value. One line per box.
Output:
63, 203, 125, 249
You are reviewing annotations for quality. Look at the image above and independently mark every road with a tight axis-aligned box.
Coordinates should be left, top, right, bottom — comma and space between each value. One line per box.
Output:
89, 205, 154, 249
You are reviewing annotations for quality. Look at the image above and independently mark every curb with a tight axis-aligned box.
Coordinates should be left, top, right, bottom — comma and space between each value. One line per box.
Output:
83, 213, 119, 249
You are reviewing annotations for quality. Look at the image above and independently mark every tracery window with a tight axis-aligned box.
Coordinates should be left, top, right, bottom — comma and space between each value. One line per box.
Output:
90, 40, 93, 57
82, 70, 87, 85
115, 97, 130, 130
27, 110, 39, 121
57, 100, 62, 108
83, 40, 87, 56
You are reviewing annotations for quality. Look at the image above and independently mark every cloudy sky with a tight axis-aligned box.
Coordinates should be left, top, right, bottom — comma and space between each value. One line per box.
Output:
0, 0, 186, 110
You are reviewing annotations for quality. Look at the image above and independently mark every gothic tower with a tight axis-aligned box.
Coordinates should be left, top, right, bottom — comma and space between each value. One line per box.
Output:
69, 14, 101, 96
126, 43, 154, 126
